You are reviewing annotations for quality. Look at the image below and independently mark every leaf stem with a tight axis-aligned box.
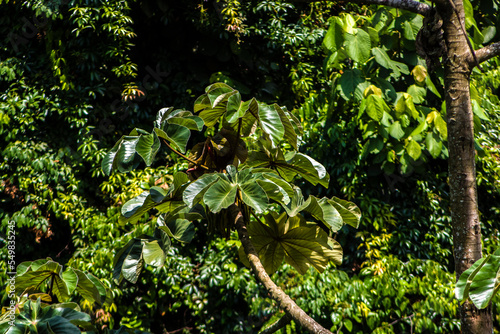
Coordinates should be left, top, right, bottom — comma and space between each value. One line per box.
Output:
161, 138, 210, 170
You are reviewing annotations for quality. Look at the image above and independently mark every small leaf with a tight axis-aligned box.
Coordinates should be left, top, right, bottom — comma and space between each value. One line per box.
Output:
406, 139, 422, 160
389, 121, 405, 140
426, 132, 443, 158
411, 65, 427, 85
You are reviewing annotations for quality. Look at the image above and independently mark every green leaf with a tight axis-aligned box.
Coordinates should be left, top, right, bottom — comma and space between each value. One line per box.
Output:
74, 270, 102, 305
323, 17, 343, 52
344, 318, 353, 332
456, 257, 488, 302
426, 132, 443, 158
119, 191, 156, 225
183, 174, 219, 207
284, 152, 330, 188
158, 213, 196, 243
16, 261, 70, 303
339, 69, 363, 100
248, 212, 343, 275
142, 240, 165, 267
276, 107, 299, 149
256, 173, 294, 206
135, 132, 160, 166
482, 26, 497, 44
163, 124, 191, 153
389, 121, 405, 140
372, 47, 409, 77
113, 238, 145, 284
328, 196, 361, 229
258, 103, 285, 146
196, 83, 240, 127
364, 94, 390, 122
410, 120, 428, 137
407, 84, 426, 104
472, 100, 490, 121
61, 269, 78, 295
396, 93, 419, 120
434, 113, 448, 140
469, 248, 500, 309
233, 98, 259, 137
425, 74, 441, 98
406, 139, 421, 160
203, 177, 237, 213
344, 28, 371, 63
283, 187, 312, 217
304, 196, 343, 231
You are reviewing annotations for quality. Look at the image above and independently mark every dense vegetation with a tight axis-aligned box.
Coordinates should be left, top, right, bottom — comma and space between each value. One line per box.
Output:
1, 0, 500, 333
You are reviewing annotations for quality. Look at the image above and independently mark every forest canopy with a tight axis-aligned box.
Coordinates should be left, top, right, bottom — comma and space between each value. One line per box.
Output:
1, 0, 500, 333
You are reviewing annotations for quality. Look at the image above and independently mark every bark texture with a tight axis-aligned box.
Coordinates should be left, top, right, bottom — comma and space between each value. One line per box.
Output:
436, 0, 493, 332
230, 205, 332, 334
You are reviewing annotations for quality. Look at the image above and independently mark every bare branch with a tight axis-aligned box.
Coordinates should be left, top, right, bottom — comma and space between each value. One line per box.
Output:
231, 205, 332, 334
475, 42, 500, 65
292, 0, 432, 15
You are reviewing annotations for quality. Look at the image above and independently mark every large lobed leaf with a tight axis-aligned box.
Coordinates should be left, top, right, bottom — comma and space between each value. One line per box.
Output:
246, 212, 343, 275
14, 259, 107, 306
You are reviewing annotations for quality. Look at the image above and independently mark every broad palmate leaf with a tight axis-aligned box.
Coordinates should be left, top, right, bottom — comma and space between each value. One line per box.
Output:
246, 212, 343, 275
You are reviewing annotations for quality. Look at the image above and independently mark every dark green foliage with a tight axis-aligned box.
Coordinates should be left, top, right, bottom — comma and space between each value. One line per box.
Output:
1, 0, 500, 333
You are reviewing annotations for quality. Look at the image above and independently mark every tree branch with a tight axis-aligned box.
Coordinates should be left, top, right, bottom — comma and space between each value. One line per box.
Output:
231, 205, 332, 334
475, 41, 500, 65
292, 0, 431, 15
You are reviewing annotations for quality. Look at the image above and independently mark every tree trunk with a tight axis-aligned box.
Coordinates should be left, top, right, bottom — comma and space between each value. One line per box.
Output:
437, 0, 493, 332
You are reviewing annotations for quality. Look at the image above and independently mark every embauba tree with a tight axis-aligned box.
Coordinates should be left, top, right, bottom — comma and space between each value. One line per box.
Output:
103, 83, 361, 333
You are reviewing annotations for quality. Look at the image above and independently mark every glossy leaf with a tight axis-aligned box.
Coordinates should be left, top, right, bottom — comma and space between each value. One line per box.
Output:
456, 248, 500, 309
0, 299, 92, 334
203, 177, 238, 213
304, 196, 343, 231
143, 240, 166, 267
328, 196, 361, 229
258, 103, 285, 146
183, 174, 220, 207
113, 238, 145, 284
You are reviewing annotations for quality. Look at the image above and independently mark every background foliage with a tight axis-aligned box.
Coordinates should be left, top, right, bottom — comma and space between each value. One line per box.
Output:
1, 0, 500, 333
